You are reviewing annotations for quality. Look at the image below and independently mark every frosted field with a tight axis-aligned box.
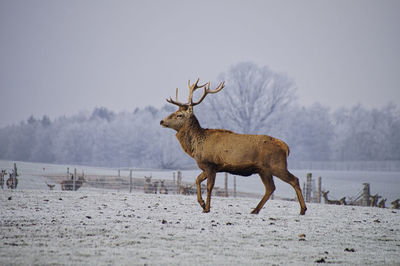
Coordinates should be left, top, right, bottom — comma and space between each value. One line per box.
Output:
1, 189, 399, 265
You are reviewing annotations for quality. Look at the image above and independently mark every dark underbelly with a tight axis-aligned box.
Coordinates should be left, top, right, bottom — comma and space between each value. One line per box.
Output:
218, 165, 259, 177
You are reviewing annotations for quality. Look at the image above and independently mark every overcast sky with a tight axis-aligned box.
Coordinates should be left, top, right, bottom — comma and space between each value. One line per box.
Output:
1, 0, 399, 127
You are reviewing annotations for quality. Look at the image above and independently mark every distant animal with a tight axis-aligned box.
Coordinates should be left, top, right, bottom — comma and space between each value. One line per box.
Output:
180, 184, 195, 195
153, 181, 159, 194
160, 79, 307, 215
391, 199, 400, 209
159, 180, 168, 194
6, 173, 18, 189
60, 174, 84, 191
214, 188, 227, 197
0, 170, 6, 189
339, 197, 347, 205
144, 176, 157, 194
377, 199, 386, 208
322, 191, 346, 205
370, 194, 381, 207
46, 182, 56, 190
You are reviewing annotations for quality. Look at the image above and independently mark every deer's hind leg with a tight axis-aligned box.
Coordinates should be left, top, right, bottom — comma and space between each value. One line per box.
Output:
274, 169, 307, 215
251, 171, 275, 214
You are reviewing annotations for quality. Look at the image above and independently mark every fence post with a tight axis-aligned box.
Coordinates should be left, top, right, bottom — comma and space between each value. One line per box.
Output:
233, 175, 237, 198
362, 183, 370, 206
118, 169, 120, 177
73, 168, 77, 191
12, 163, 17, 189
305, 173, 312, 203
129, 169, 133, 193
317, 176, 322, 203
177, 171, 182, 194
224, 173, 228, 197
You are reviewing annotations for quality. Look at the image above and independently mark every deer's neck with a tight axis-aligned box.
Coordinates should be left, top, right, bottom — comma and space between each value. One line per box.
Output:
176, 115, 205, 157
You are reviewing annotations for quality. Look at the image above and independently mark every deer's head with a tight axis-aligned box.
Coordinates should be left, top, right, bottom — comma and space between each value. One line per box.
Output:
160, 78, 224, 131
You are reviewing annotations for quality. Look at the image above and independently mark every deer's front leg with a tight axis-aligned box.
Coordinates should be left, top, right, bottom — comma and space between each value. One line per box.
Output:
195, 172, 207, 210
204, 171, 216, 213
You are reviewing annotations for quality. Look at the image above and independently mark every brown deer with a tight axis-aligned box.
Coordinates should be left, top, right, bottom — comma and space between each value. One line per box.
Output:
160, 79, 307, 215
370, 194, 381, 207
159, 180, 168, 194
377, 198, 386, 208
391, 199, 400, 209
60, 174, 84, 191
322, 191, 346, 205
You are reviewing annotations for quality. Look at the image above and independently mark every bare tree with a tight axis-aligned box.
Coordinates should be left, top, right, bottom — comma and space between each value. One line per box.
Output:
200, 62, 297, 134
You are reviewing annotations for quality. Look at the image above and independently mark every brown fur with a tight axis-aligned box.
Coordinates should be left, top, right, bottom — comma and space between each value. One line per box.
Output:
322, 191, 346, 205
161, 108, 307, 215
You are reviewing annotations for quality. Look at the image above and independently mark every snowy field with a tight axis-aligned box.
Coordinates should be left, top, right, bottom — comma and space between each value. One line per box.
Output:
1, 189, 399, 265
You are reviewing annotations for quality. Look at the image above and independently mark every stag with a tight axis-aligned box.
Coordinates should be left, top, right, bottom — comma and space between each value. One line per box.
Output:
160, 79, 307, 215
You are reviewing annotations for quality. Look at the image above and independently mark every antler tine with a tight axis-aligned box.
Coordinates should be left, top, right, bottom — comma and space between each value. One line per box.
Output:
191, 81, 225, 106
187, 78, 208, 104
166, 87, 186, 107
208, 81, 225, 94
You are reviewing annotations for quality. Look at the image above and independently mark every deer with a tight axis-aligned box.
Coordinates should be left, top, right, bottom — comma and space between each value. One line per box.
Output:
0, 169, 6, 189
60, 174, 84, 191
159, 180, 168, 194
377, 198, 386, 208
370, 194, 382, 207
391, 199, 400, 209
322, 191, 346, 205
160, 79, 307, 215
46, 182, 56, 190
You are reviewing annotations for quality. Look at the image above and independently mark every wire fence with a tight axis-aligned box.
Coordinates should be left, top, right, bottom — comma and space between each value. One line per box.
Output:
1, 160, 399, 208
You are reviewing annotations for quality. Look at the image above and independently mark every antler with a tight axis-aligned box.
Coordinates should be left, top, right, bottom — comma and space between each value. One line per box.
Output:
166, 78, 225, 107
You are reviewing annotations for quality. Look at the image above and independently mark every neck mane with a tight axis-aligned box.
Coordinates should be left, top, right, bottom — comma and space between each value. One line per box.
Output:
176, 115, 204, 157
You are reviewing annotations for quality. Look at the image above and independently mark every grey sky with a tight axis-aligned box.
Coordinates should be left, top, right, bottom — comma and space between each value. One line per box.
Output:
1, 0, 399, 127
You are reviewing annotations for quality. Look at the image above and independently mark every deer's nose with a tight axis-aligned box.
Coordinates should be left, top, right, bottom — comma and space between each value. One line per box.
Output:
160, 120, 164, 125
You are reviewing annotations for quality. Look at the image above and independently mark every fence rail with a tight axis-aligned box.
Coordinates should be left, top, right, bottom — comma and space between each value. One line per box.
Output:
2, 161, 399, 209
289, 160, 400, 172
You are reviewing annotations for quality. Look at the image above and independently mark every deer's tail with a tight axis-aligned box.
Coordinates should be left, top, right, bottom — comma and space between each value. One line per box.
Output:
285, 144, 290, 158
276, 139, 290, 158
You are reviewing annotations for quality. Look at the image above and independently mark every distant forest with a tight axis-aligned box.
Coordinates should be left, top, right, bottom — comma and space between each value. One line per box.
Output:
1, 62, 399, 168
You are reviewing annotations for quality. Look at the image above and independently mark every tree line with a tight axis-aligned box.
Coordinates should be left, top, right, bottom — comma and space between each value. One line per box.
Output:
1, 62, 399, 168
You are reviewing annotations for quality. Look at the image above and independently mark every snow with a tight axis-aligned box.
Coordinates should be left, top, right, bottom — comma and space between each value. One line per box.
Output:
1, 189, 399, 265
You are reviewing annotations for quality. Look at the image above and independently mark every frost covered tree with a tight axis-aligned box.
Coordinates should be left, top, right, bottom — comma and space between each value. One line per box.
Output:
331, 103, 400, 161
282, 104, 334, 161
198, 62, 296, 134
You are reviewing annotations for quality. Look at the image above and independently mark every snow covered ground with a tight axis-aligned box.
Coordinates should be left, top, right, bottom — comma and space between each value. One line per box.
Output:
1, 189, 399, 265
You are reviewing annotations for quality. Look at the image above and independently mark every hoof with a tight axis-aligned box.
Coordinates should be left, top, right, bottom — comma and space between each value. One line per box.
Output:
198, 201, 206, 210
250, 209, 259, 214
300, 207, 307, 215
202, 209, 210, 213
